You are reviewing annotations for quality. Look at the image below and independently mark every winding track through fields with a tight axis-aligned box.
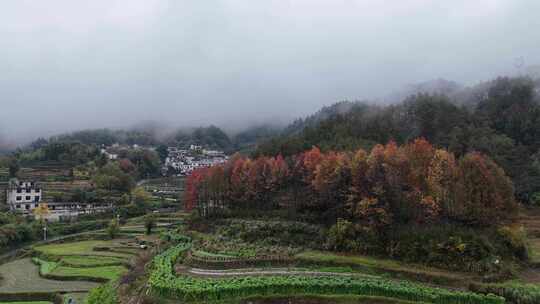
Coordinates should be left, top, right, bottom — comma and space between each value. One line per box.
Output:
183, 267, 378, 278
0, 258, 99, 293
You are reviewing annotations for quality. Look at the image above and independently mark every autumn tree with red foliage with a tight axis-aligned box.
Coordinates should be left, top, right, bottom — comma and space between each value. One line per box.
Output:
183, 139, 517, 228
184, 168, 207, 212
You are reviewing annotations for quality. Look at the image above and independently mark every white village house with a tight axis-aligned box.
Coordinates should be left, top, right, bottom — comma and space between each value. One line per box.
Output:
6, 179, 112, 222
163, 145, 228, 176
6, 179, 42, 215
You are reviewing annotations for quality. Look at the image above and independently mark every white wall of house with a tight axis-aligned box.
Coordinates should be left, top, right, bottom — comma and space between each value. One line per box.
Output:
7, 181, 42, 214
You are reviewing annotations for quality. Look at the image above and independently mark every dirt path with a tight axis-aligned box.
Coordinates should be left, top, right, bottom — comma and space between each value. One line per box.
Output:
0, 258, 99, 293
182, 267, 377, 278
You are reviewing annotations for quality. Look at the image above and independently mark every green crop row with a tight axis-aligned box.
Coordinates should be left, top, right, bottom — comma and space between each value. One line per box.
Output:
470, 282, 540, 304
160, 231, 191, 244
148, 237, 504, 304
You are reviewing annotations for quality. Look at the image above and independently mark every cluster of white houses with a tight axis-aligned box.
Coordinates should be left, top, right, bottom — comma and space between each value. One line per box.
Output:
164, 145, 228, 175
6, 179, 112, 222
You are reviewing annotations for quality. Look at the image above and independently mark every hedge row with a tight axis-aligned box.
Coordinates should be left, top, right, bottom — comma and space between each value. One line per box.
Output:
470, 282, 540, 304
86, 281, 118, 304
186, 251, 293, 269
0, 291, 63, 304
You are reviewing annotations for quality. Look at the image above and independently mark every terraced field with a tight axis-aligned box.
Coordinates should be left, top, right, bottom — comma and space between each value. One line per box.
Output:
295, 251, 472, 285
34, 240, 136, 258
52, 264, 127, 281
0, 237, 146, 303
61, 255, 125, 267
0, 258, 99, 293
32, 239, 141, 283
0, 210, 182, 304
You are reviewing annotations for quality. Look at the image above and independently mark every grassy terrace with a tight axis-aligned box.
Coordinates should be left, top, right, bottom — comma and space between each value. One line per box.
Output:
295, 251, 471, 285
34, 257, 127, 281
60, 255, 125, 267
34, 240, 134, 258
53, 264, 127, 281
0, 258, 99, 293
31, 239, 138, 283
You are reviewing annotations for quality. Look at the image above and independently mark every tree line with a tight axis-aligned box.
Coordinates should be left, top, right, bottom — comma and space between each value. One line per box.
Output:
255, 77, 540, 204
186, 139, 516, 228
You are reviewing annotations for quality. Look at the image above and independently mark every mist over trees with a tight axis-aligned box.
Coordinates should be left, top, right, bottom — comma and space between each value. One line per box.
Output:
255, 77, 540, 204
4, 75, 540, 205
18, 123, 282, 156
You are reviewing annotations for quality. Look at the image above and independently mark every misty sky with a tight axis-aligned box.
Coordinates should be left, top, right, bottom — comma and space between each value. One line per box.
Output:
1, 0, 540, 144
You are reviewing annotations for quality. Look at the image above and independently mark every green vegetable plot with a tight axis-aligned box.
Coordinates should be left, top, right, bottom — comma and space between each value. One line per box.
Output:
148, 237, 504, 304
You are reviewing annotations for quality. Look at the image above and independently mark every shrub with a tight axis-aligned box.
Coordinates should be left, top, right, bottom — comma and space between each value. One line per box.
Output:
144, 214, 157, 235
87, 282, 118, 304
325, 219, 357, 251
322, 223, 518, 275
470, 282, 540, 304
220, 219, 324, 248
531, 192, 540, 206
496, 225, 528, 260
106, 220, 120, 239
48, 220, 109, 236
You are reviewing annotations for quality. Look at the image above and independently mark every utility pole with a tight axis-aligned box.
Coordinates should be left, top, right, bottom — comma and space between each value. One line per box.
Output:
43, 224, 47, 241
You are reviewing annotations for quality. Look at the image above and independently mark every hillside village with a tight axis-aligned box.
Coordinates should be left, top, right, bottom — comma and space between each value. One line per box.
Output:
0, 143, 226, 222
162, 145, 228, 175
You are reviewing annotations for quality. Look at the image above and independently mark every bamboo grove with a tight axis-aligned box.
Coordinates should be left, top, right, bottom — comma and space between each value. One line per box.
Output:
185, 139, 516, 228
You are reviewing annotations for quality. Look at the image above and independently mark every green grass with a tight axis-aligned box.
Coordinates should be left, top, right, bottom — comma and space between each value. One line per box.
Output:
34, 240, 132, 258
52, 265, 127, 281
32, 257, 59, 274
315, 266, 355, 273
33, 253, 127, 281
295, 251, 468, 284
529, 239, 540, 263
193, 250, 236, 258
296, 251, 402, 269
61, 255, 125, 267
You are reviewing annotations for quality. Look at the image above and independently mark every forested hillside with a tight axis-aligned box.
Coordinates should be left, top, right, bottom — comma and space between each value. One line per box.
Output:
255, 77, 540, 203
186, 140, 524, 274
